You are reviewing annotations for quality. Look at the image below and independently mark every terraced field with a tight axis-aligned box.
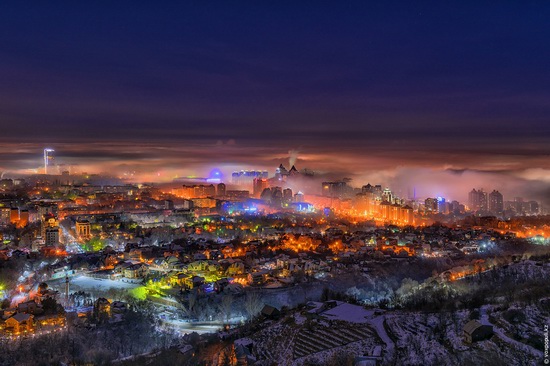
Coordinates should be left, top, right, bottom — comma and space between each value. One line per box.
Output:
293, 325, 377, 359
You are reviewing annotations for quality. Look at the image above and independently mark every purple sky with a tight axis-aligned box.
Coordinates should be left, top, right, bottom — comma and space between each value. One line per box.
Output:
0, 2, 549, 203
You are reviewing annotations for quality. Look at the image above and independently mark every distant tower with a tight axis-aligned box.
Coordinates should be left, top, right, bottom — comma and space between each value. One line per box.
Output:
44, 148, 54, 174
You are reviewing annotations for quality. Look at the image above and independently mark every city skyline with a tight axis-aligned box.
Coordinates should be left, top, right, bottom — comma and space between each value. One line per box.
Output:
0, 4, 549, 365
0, 142, 547, 207
0, 2, 549, 205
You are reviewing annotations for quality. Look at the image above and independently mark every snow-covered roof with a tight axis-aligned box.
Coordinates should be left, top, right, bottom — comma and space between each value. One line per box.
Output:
464, 319, 486, 334
10, 313, 32, 322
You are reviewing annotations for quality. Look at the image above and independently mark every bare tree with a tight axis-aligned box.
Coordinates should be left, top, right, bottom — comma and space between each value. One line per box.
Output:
244, 291, 264, 321
182, 291, 198, 319
218, 294, 234, 324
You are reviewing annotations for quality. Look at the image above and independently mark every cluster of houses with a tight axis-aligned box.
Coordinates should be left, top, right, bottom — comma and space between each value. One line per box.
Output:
36, 221, 518, 298
0, 296, 66, 337
0, 291, 132, 338
91, 297, 129, 323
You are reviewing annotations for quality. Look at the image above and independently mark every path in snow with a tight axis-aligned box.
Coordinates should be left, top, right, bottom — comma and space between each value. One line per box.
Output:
481, 305, 542, 358
368, 315, 394, 351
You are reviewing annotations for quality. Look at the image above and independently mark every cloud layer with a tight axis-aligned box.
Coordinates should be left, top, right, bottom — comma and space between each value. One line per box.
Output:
0, 3, 549, 205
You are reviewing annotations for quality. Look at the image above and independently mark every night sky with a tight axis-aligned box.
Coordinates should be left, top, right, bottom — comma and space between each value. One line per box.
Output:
1, 2, 549, 202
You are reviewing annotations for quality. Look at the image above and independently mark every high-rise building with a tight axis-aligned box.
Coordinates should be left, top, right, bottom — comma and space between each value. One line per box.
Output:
361, 183, 374, 193
380, 201, 392, 220
232, 170, 268, 185
468, 189, 488, 212
450, 200, 463, 213
527, 201, 539, 215
260, 188, 272, 202
258, 187, 283, 206
283, 188, 293, 204
391, 204, 400, 221
321, 181, 347, 198
400, 205, 414, 225
0, 207, 10, 225
437, 197, 448, 214
217, 183, 226, 197
231, 171, 239, 184
488, 190, 504, 215
425, 198, 438, 212
382, 188, 393, 203
275, 164, 289, 181
42, 213, 60, 247
353, 192, 375, 215
44, 148, 54, 174
512, 197, 524, 214
179, 184, 216, 199
252, 178, 269, 198
191, 198, 216, 209
224, 190, 249, 201
288, 165, 299, 175
41, 214, 59, 238
271, 187, 283, 207
10, 208, 19, 224
45, 226, 60, 246
18, 210, 29, 227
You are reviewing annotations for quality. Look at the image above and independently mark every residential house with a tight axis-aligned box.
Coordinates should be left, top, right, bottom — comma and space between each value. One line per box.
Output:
169, 272, 193, 289
225, 260, 245, 276
110, 301, 128, 314
94, 298, 111, 316
464, 320, 493, 343
248, 270, 270, 286
17, 300, 42, 315
163, 256, 182, 270
5, 313, 34, 334
124, 262, 148, 279
261, 305, 281, 320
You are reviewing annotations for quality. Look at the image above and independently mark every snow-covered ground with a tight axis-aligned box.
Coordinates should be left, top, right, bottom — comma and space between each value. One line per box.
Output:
234, 297, 546, 366
66, 275, 141, 290
240, 305, 384, 366
481, 305, 544, 359
384, 309, 542, 365
320, 302, 374, 323
368, 315, 394, 353
160, 319, 222, 335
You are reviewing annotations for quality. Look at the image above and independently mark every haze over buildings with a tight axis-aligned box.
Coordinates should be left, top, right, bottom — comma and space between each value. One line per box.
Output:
0, 3, 549, 365
0, 3, 549, 206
